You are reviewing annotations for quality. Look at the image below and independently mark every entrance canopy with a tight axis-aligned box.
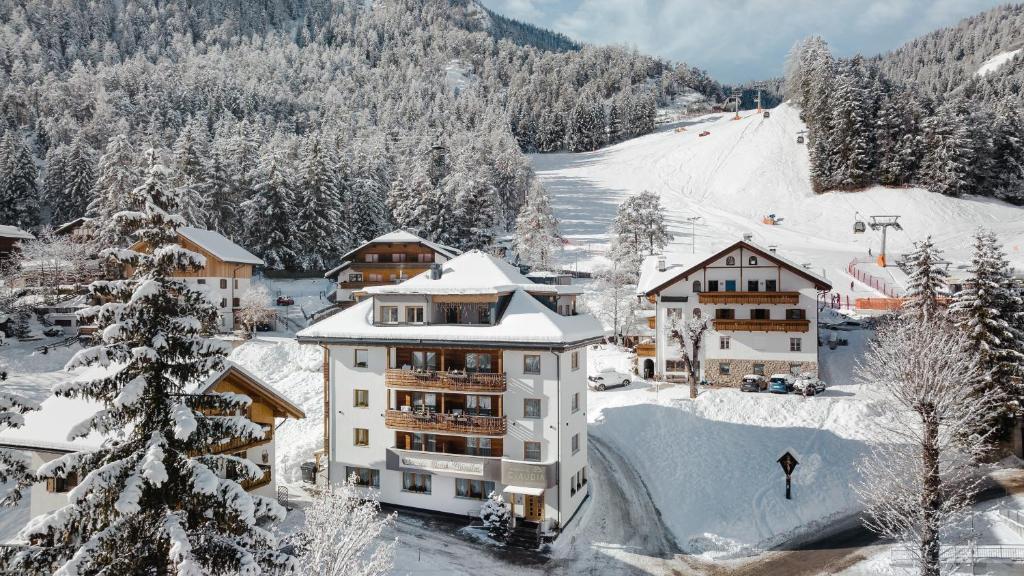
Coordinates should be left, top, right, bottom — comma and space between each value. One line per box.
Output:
502, 485, 544, 496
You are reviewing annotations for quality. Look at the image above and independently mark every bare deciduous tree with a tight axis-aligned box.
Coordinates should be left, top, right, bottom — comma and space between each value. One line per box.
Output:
669, 311, 709, 399
854, 319, 1000, 576
237, 283, 276, 337
298, 476, 397, 576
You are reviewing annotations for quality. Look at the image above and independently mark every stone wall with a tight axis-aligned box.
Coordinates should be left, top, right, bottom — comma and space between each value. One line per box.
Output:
705, 359, 818, 387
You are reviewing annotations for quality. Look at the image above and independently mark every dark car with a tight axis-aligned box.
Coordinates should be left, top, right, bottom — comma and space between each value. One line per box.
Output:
43, 327, 65, 338
276, 296, 295, 306
740, 375, 766, 392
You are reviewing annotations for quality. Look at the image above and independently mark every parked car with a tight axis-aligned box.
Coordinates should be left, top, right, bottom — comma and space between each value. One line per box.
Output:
740, 374, 766, 392
588, 368, 632, 391
794, 376, 827, 395
276, 295, 295, 306
43, 327, 65, 338
768, 374, 793, 394
698, 130, 711, 137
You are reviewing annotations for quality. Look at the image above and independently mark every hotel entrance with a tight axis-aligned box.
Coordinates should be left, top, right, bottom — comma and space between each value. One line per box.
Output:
503, 485, 545, 526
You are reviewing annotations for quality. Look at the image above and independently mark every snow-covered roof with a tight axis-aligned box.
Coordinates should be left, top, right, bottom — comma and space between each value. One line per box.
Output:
638, 240, 832, 295
197, 361, 305, 420
0, 388, 106, 454
0, 225, 35, 241
365, 250, 582, 296
297, 288, 604, 347
177, 227, 264, 266
53, 217, 92, 236
341, 230, 461, 262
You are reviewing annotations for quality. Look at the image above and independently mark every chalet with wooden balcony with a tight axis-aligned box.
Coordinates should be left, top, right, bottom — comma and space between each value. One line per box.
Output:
129, 226, 264, 332
298, 250, 604, 534
323, 230, 461, 309
0, 362, 304, 520
637, 240, 831, 386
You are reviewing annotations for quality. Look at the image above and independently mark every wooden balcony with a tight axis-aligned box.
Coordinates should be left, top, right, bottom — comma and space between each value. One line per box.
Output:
385, 410, 507, 435
239, 464, 272, 491
210, 426, 273, 455
713, 319, 810, 333
385, 369, 506, 393
698, 291, 800, 305
635, 343, 656, 357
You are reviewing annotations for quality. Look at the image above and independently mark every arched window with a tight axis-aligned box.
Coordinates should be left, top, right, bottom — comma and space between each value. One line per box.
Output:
725, 256, 736, 266
693, 281, 701, 293
749, 256, 758, 265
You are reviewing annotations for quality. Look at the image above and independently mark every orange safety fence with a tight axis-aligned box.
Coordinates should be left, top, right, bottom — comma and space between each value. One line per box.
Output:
855, 298, 904, 311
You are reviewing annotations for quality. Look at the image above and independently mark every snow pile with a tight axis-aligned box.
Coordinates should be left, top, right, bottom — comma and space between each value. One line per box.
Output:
444, 59, 476, 95
977, 48, 1022, 76
227, 337, 323, 482
585, 344, 898, 558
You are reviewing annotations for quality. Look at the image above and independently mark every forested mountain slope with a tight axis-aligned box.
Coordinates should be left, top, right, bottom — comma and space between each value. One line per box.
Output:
0, 0, 717, 270
783, 4, 1024, 205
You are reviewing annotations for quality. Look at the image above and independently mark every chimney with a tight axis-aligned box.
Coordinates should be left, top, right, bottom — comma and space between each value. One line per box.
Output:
743, 233, 753, 242
657, 256, 666, 272
768, 245, 777, 253
430, 263, 443, 280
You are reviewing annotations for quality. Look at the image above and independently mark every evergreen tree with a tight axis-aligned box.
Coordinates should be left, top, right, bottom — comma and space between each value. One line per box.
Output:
348, 145, 390, 245
948, 230, 1024, 408
242, 150, 297, 270
439, 161, 499, 251
0, 366, 38, 505
829, 58, 875, 189
7, 151, 295, 574
88, 133, 140, 246
901, 236, 949, 321
203, 150, 235, 237
565, 93, 605, 152
50, 137, 96, 225
0, 133, 40, 230
479, 491, 512, 541
988, 104, 1024, 204
535, 109, 566, 153
513, 181, 562, 270
171, 122, 211, 228
294, 136, 342, 271
42, 146, 68, 224
918, 98, 979, 197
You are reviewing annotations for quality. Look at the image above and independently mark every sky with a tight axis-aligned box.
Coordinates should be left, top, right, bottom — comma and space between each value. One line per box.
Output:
479, 0, 1008, 84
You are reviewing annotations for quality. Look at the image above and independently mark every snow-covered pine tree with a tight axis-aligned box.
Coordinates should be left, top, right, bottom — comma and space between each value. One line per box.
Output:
440, 162, 499, 251
948, 229, 1024, 411
535, 109, 566, 153
347, 143, 390, 245
513, 181, 562, 270
171, 121, 211, 228
919, 98, 979, 197
0, 363, 39, 506
606, 97, 624, 145
50, 136, 96, 225
294, 135, 342, 271
829, 58, 875, 189
203, 150, 235, 237
0, 132, 40, 230
7, 151, 295, 574
900, 236, 949, 322
633, 190, 672, 255
565, 92, 605, 152
87, 132, 141, 246
479, 491, 512, 541
988, 103, 1024, 204
242, 148, 297, 270
388, 161, 440, 241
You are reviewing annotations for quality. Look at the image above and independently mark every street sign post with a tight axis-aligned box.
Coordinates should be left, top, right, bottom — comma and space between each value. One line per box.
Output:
777, 452, 799, 500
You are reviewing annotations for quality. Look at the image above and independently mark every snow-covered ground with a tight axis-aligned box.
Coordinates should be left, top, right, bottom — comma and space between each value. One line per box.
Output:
583, 334, 902, 559
532, 104, 1024, 302
977, 48, 1023, 76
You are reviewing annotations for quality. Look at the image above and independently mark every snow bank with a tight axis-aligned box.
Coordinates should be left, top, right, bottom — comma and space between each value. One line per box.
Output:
977, 48, 1022, 76
228, 337, 323, 482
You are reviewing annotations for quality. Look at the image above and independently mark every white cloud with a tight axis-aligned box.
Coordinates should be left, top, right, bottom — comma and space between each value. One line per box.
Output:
479, 0, 1006, 83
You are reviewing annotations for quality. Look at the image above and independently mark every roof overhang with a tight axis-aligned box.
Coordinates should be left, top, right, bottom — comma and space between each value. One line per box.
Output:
295, 334, 604, 352
200, 364, 306, 420
644, 241, 832, 296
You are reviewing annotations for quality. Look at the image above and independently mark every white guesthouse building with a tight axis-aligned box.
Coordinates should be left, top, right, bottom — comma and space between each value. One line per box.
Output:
637, 240, 831, 386
297, 250, 604, 532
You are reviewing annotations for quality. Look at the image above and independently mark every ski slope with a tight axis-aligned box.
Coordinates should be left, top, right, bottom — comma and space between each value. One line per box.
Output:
977, 48, 1022, 76
532, 104, 1024, 297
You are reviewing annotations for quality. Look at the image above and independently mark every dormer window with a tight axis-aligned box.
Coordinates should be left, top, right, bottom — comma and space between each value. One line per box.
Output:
726, 256, 736, 266
749, 256, 758, 265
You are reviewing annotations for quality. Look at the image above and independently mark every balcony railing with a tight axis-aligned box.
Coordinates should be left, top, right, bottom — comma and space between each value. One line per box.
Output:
385, 369, 506, 393
239, 464, 272, 491
698, 291, 800, 305
210, 426, 273, 455
713, 319, 810, 333
385, 410, 507, 435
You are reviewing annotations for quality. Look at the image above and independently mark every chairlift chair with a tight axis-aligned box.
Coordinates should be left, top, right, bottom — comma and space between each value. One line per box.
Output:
853, 221, 866, 234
